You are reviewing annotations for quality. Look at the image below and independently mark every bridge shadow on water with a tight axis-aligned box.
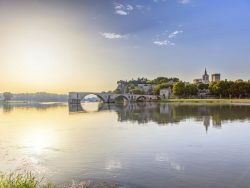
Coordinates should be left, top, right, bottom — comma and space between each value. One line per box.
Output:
69, 102, 250, 131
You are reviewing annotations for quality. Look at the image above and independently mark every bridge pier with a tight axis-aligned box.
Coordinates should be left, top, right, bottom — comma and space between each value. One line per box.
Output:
68, 92, 82, 104
68, 98, 81, 104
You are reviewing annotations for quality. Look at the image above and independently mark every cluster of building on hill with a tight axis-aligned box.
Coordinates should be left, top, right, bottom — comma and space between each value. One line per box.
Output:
192, 69, 221, 97
193, 69, 221, 84
115, 69, 222, 99
116, 78, 174, 99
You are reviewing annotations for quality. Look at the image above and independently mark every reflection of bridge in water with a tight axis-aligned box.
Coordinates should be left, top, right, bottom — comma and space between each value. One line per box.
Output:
69, 102, 160, 113
68, 92, 159, 104
69, 103, 250, 132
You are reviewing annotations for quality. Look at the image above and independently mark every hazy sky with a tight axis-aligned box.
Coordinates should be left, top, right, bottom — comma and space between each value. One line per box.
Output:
1, 0, 250, 93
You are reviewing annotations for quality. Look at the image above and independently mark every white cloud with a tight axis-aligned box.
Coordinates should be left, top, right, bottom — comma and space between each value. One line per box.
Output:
168, 30, 183, 38
153, 40, 175, 46
179, 0, 190, 4
115, 10, 128, 15
100, 32, 127, 39
113, 2, 133, 16
153, 29, 183, 47
126, 4, 133, 11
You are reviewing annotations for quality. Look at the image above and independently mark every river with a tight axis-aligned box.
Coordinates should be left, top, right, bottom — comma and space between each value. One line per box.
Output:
0, 102, 250, 188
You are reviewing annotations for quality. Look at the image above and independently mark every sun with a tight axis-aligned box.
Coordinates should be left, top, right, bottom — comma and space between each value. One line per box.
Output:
21, 43, 57, 74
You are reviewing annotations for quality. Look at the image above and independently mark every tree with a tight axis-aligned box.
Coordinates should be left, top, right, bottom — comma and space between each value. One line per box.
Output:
198, 83, 209, 90
149, 77, 169, 84
131, 88, 145, 95
247, 82, 250, 98
149, 77, 180, 85
172, 77, 180, 82
185, 84, 198, 97
173, 82, 186, 97
113, 88, 121, 94
230, 81, 248, 98
208, 80, 250, 98
3, 92, 13, 101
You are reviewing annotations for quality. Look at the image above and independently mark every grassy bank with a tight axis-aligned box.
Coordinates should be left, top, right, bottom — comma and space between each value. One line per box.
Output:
0, 172, 127, 188
0, 172, 55, 188
161, 98, 250, 104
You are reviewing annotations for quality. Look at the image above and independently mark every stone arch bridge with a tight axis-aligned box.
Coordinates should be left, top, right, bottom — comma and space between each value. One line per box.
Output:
68, 92, 159, 104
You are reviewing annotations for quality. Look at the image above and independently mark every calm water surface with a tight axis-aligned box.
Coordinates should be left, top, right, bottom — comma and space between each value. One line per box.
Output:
1, 102, 250, 188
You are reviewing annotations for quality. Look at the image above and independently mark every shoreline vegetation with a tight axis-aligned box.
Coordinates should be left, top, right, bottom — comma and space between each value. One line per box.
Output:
0, 172, 129, 188
161, 98, 250, 104
0, 172, 55, 188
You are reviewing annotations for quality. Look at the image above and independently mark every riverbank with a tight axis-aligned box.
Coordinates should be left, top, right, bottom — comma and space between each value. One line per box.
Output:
0, 172, 55, 188
0, 172, 129, 188
161, 98, 250, 104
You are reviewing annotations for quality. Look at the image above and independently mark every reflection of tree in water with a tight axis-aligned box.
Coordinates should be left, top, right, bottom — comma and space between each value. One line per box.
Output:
1, 102, 66, 113
68, 102, 250, 131
2, 104, 13, 113
173, 105, 250, 123
115, 103, 181, 125
112, 103, 250, 129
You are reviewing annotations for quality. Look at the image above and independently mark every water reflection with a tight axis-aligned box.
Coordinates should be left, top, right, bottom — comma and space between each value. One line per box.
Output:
1, 102, 66, 113
70, 103, 250, 131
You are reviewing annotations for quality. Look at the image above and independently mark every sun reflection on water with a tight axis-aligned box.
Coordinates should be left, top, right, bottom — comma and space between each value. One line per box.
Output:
23, 128, 55, 155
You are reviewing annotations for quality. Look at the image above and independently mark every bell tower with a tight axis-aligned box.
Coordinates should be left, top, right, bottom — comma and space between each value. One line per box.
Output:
202, 68, 209, 84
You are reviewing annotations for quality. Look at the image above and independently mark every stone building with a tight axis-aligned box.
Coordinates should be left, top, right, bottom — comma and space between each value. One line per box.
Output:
211, 74, 221, 82
193, 79, 203, 84
138, 84, 154, 94
202, 68, 209, 84
193, 68, 210, 84
117, 80, 127, 94
160, 88, 171, 99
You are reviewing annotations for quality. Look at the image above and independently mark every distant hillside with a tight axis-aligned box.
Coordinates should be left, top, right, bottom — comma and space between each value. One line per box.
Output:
12, 92, 68, 102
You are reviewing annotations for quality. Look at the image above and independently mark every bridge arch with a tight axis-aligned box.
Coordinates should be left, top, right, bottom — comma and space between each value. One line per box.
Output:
136, 96, 147, 102
114, 95, 129, 103
81, 93, 106, 103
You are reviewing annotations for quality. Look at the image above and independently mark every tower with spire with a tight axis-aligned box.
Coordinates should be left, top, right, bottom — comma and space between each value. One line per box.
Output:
202, 68, 209, 84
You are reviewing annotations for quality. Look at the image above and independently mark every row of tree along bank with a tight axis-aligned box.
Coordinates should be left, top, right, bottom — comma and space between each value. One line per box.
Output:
209, 80, 250, 98
114, 77, 250, 99
173, 80, 250, 98
171, 80, 250, 98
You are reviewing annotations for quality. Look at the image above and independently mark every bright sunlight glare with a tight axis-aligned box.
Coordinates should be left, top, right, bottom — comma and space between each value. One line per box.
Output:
21, 44, 56, 73
24, 128, 55, 155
